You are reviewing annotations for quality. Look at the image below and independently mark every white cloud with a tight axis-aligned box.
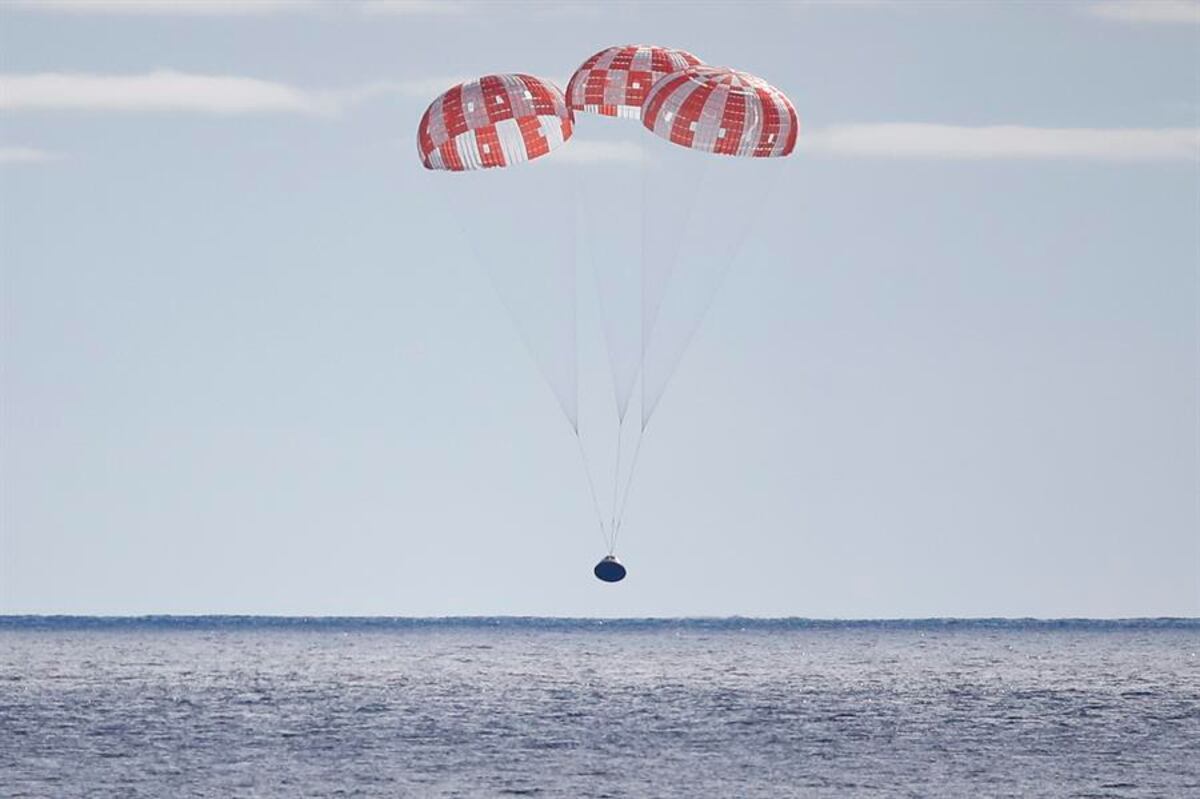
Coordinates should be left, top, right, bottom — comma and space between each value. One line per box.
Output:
358, 0, 467, 14
343, 77, 473, 102
529, 2, 603, 18
0, 71, 333, 115
1086, 1, 1200, 24
7, 0, 470, 15
0, 72, 482, 115
8, 0, 321, 14
352, 75, 571, 104
797, 0, 895, 5
801, 124, 1200, 161
0, 146, 61, 165
551, 140, 646, 165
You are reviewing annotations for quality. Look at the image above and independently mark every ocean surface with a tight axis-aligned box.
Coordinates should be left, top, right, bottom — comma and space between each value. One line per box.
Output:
1, 618, 1197, 798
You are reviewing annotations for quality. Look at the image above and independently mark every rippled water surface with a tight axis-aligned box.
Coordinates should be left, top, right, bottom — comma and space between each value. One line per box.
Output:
1, 618, 1197, 797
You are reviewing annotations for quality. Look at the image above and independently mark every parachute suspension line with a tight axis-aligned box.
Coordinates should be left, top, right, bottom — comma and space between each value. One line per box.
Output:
430, 170, 580, 431
642, 161, 782, 428
574, 427, 611, 552
610, 413, 624, 538
561, 168, 611, 550
611, 421, 646, 554
639, 155, 711, 429
639, 139, 651, 446
608, 144, 653, 555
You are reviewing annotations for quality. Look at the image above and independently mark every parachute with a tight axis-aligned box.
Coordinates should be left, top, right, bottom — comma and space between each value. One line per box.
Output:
417, 74, 572, 171
418, 75, 580, 426
416, 53, 798, 581
566, 45, 701, 119
641, 66, 798, 158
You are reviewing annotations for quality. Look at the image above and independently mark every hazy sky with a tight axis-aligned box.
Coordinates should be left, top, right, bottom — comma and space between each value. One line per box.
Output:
2, 0, 1197, 617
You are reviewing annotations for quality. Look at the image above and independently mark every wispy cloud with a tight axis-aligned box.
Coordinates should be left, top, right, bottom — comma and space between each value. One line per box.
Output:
345, 77, 473, 102
0, 72, 476, 115
802, 124, 1200, 161
8, 0, 470, 15
1086, 1, 1200, 24
7, 0, 322, 14
528, 2, 603, 18
551, 140, 646, 165
0, 146, 61, 165
358, 0, 468, 14
355, 75, 568, 104
796, 0, 897, 6
0, 71, 333, 115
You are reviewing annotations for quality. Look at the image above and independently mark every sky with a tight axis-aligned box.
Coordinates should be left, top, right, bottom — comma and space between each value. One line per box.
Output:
1, 0, 1197, 618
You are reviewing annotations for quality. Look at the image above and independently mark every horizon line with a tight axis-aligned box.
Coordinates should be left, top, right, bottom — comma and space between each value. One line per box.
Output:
2, 614, 1196, 624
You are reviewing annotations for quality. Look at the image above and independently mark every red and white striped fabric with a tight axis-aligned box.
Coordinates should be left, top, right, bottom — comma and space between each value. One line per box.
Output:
417, 74, 573, 171
641, 66, 798, 158
566, 45, 702, 120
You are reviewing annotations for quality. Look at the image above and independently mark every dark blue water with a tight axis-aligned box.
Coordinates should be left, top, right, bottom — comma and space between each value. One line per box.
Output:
2, 618, 1197, 797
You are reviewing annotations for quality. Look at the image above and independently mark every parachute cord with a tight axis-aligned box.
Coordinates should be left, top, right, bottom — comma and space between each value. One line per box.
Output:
611, 423, 646, 554
641, 162, 782, 428
574, 428, 610, 552
638, 151, 710, 429
609, 414, 624, 537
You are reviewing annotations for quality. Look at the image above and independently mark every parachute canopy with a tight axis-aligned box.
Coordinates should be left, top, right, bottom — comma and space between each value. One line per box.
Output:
417, 74, 573, 171
567, 44, 702, 120
642, 66, 798, 158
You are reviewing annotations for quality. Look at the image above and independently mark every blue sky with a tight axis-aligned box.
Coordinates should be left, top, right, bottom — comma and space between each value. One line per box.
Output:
1, 0, 1197, 617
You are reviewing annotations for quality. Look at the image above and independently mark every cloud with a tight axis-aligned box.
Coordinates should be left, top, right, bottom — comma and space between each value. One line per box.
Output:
343, 77, 474, 102
801, 124, 1200, 161
7, 0, 469, 15
0, 71, 332, 115
0, 72, 482, 115
0, 146, 61, 165
7, 0, 322, 14
551, 140, 646, 165
1086, 1, 1200, 24
358, 0, 468, 13
354, 75, 571, 103
528, 2, 603, 18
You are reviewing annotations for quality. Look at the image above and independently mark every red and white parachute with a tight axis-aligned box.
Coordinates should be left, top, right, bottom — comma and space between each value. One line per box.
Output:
566, 44, 701, 120
417, 74, 572, 171
642, 66, 798, 157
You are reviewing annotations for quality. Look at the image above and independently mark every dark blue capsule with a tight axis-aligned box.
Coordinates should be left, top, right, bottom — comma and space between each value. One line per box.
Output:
593, 555, 626, 583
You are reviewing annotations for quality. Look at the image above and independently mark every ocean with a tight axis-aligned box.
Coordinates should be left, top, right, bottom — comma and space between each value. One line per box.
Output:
1, 617, 1197, 798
